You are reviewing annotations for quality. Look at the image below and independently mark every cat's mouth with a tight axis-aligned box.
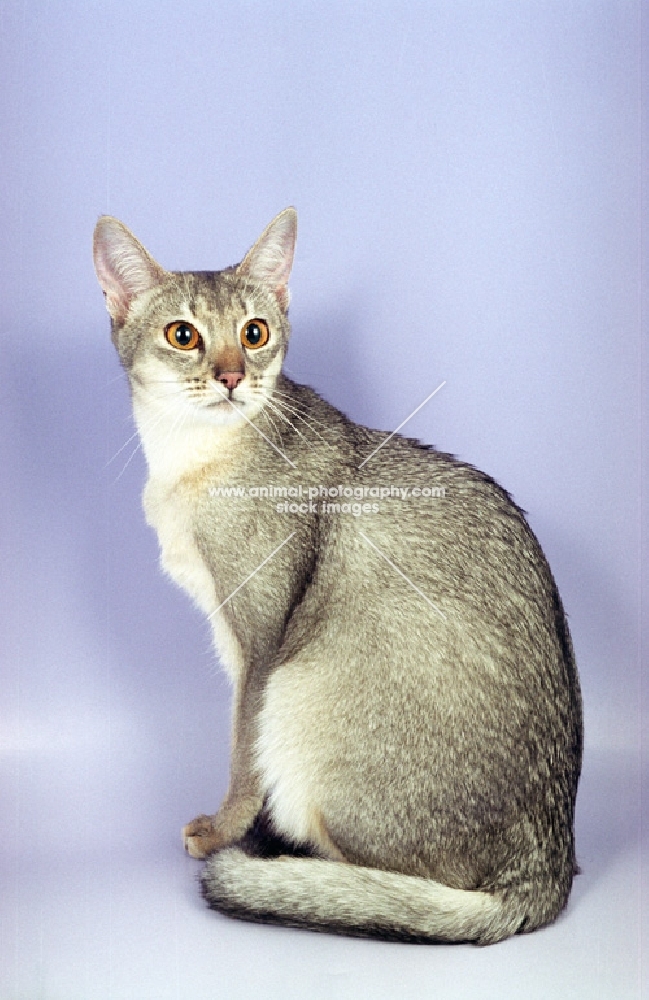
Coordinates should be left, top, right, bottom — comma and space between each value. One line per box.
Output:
205, 396, 246, 411
200, 394, 259, 426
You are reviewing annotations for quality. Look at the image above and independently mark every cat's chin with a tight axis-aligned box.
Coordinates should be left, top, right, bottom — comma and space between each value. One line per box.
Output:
200, 398, 261, 428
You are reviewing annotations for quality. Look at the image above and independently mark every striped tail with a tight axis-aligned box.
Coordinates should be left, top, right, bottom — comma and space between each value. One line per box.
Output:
200, 848, 543, 945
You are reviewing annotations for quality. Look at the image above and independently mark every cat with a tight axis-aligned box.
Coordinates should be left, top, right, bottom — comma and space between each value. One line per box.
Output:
93, 208, 582, 945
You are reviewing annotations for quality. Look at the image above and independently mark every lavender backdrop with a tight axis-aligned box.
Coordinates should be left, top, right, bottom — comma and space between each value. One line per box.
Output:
1, 2, 645, 998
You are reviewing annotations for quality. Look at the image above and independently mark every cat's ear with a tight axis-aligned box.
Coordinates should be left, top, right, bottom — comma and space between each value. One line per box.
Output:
237, 208, 297, 311
93, 217, 166, 325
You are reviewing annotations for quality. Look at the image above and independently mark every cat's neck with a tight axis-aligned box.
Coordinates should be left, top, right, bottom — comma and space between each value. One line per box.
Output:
132, 392, 241, 487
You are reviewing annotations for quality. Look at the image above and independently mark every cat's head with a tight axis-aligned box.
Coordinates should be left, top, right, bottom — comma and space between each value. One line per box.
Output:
93, 209, 297, 428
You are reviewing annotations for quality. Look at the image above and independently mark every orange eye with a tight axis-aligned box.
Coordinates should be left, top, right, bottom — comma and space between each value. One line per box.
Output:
240, 319, 270, 350
165, 321, 201, 351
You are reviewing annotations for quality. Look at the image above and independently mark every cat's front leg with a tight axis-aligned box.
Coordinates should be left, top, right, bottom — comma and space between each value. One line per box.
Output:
182, 664, 265, 858
182, 784, 263, 859
182, 815, 225, 859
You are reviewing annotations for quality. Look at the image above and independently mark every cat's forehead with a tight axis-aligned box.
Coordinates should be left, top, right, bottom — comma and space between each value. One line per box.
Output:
159, 269, 277, 321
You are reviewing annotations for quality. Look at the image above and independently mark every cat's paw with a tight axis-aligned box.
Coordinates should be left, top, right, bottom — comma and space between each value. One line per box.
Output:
182, 814, 224, 859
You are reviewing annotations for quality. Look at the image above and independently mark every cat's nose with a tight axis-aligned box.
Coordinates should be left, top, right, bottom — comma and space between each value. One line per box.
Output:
217, 371, 244, 392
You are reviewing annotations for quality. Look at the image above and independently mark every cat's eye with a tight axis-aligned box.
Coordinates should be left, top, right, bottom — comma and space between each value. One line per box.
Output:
241, 319, 270, 350
165, 321, 201, 351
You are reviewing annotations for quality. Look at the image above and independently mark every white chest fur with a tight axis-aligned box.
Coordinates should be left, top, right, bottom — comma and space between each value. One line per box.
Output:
144, 479, 216, 614
143, 478, 244, 684
134, 395, 246, 683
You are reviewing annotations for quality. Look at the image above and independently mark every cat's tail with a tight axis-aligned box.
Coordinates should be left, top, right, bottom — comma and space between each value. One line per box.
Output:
200, 849, 559, 945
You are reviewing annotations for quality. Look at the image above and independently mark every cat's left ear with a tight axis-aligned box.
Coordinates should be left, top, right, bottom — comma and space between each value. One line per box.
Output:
237, 208, 297, 311
93, 216, 166, 325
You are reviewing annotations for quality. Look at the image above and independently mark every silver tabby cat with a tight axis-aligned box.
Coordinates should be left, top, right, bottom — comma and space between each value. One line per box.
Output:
93, 208, 582, 944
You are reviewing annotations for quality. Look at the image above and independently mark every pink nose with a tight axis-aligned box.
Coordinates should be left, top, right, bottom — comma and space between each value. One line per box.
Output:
217, 371, 244, 391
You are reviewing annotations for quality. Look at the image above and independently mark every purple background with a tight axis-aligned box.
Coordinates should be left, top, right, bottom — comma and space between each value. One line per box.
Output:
1, 2, 645, 997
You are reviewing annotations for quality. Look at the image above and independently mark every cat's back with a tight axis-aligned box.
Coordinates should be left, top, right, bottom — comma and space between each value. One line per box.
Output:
314, 415, 560, 628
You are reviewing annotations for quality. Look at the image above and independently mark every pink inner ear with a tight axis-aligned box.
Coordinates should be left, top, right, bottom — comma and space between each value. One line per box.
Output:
275, 284, 290, 311
102, 276, 130, 325
93, 217, 164, 325
93, 245, 128, 324
238, 209, 297, 309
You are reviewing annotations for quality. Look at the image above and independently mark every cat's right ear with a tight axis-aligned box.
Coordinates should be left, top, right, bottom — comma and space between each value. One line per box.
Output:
93, 217, 166, 325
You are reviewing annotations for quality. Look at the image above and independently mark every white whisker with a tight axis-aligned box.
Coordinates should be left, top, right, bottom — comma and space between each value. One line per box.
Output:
105, 370, 128, 386
257, 406, 285, 451
268, 394, 333, 445
112, 403, 176, 480
113, 438, 144, 482
221, 392, 297, 468
105, 425, 142, 467
262, 397, 316, 451
269, 390, 338, 433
